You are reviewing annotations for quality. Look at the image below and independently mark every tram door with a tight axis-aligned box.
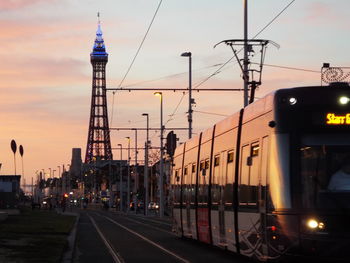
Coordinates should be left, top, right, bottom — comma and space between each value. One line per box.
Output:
197, 159, 211, 244
238, 142, 262, 257
190, 163, 197, 239
181, 165, 192, 237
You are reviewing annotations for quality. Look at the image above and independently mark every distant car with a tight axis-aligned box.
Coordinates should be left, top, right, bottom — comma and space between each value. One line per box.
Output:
148, 202, 159, 210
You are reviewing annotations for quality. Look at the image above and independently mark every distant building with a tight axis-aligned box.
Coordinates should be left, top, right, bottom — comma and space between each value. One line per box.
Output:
70, 148, 82, 180
0, 175, 21, 208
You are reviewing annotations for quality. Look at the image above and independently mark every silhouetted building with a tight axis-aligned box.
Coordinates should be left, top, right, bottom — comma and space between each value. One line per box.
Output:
0, 175, 21, 208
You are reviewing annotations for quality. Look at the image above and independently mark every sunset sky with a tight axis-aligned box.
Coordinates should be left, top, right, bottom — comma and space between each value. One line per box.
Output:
0, 0, 349, 184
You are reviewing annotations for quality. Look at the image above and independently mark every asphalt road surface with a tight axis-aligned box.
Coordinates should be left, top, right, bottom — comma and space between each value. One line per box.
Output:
73, 208, 252, 263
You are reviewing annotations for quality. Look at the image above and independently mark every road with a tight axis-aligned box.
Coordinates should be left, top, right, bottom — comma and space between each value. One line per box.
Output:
73, 208, 251, 263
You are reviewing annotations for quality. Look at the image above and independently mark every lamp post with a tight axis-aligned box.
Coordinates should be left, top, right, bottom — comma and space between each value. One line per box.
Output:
132, 128, 138, 214
142, 113, 149, 216
57, 166, 61, 194
154, 92, 164, 218
181, 52, 193, 139
126, 136, 131, 213
41, 169, 45, 181
117, 143, 123, 212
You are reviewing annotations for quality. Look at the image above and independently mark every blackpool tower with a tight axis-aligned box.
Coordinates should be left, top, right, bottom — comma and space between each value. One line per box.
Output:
85, 19, 113, 163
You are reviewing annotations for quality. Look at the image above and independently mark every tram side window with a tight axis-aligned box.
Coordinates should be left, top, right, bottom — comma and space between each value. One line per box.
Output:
190, 164, 196, 205
211, 155, 220, 205
239, 143, 260, 208
224, 150, 234, 205
183, 166, 188, 204
174, 170, 180, 205
198, 159, 209, 205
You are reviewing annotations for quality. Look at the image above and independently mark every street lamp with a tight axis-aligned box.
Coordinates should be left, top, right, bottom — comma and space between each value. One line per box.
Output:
181, 51, 193, 139
57, 165, 61, 195
117, 143, 123, 212
132, 128, 138, 214
125, 136, 131, 213
154, 92, 164, 218
142, 113, 149, 216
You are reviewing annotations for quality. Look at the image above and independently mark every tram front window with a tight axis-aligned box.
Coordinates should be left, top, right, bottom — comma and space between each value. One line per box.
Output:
300, 134, 350, 210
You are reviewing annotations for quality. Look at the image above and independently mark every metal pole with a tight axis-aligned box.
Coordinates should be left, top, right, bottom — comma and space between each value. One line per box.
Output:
188, 53, 193, 139
133, 129, 138, 214
126, 137, 131, 213
58, 166, 61, 195
243, 0, 249, 107
142, 113, 149, 216
118, 144, 123, 212
109, 159, 112, 208
159, 93, 164, 218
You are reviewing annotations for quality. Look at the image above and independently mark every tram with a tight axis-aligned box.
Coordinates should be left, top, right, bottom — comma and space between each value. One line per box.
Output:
171, 83, 350, 261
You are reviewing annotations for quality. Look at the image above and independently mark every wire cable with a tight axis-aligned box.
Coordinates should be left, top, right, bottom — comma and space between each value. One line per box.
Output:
193, 110, 230, 117
252, 62, 319, 73
165, 92, 186, 125
109, 91, 116, 127
194, 0, 296, 89
118, 0, 163, 88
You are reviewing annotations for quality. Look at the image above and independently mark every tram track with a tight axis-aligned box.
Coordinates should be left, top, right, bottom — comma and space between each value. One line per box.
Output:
102, 215, 190, 263
79, 210, 243, 263
87, 211, 190, 263
87, 213, 125, 263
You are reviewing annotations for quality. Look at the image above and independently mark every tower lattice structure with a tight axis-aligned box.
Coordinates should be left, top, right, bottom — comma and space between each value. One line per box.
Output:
85, 22, 113, 163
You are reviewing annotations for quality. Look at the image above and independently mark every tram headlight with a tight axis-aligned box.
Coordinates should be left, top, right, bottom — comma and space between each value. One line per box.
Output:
289, 97, 297, 105
339, 96, 350, 105
307, 219, 318, 229
306, 219, 325, 230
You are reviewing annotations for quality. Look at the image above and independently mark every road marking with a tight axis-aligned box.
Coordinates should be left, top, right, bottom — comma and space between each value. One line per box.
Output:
103, 215, 190, 263
88, 214, 125, 263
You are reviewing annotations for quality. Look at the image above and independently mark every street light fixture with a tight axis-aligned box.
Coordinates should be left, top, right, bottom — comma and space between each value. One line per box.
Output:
125, 136, 131, 213
142, 113, 149, 216
117, 143, 123, 212
154, 92, 164, 218
181, 51, 193, 139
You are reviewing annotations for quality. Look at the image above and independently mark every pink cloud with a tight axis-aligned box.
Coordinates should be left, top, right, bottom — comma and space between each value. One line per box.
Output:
0, 0, 50, 10
304, 2, 337, 23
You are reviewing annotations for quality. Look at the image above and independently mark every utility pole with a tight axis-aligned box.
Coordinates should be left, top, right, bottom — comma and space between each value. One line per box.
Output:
142, 113, 149, 216
118, 144, 123, 212
132, 128, 138, 214
126, 137, 131, 213
243, 0, 249, 107
181, 52, 193, 139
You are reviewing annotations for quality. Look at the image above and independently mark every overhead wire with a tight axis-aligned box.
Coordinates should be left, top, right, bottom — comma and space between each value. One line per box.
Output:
110, 0, 163, 132
112, 1, 299, 140
118, 0, 163, 88
163, 0, 296, 126
193, 110, 230, 117
252, 62, 319, 73
109, 91, 116, 127
193, 0, 296, 90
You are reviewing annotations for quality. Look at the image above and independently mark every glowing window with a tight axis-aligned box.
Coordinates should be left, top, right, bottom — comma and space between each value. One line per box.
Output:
214, 156, 220, 166
251, 143, 260, 157
227, 151, 234, 163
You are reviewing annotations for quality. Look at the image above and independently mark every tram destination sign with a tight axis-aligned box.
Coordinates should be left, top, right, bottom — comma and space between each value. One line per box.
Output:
326, 113, 350, 125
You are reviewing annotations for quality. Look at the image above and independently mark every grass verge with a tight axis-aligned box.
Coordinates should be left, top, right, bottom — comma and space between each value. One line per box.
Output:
0, 207, 76, 263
